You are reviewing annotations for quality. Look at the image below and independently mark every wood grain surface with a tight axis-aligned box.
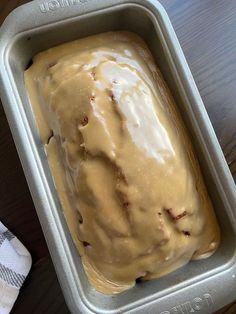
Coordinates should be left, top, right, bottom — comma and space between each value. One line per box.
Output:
0, 0, 235, 313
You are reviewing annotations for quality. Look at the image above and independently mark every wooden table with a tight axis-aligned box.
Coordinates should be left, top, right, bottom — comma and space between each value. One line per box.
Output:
0, 0, 235, 313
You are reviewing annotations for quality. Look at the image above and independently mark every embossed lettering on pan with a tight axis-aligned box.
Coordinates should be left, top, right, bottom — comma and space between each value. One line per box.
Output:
40, 0, 90, 13
160, 293, 214, 314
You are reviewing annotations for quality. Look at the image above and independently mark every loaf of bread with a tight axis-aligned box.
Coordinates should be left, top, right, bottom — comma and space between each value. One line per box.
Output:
25, 32, 220, 294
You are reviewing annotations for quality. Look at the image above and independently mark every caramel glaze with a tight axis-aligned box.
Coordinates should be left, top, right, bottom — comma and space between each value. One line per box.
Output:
25, 32, 220, 294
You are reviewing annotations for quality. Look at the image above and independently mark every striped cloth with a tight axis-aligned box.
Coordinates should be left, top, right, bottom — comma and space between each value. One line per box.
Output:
0, 222, 31, 314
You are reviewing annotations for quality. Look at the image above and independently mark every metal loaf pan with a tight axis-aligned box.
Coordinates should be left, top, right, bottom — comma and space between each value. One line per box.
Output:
0, 0, 236, 313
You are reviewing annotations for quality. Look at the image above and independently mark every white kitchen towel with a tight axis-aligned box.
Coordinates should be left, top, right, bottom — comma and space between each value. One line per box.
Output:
0, 222, 32, 314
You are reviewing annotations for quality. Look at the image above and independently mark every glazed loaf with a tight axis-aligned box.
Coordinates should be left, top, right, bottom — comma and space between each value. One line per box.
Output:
25, 32, 220, 294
